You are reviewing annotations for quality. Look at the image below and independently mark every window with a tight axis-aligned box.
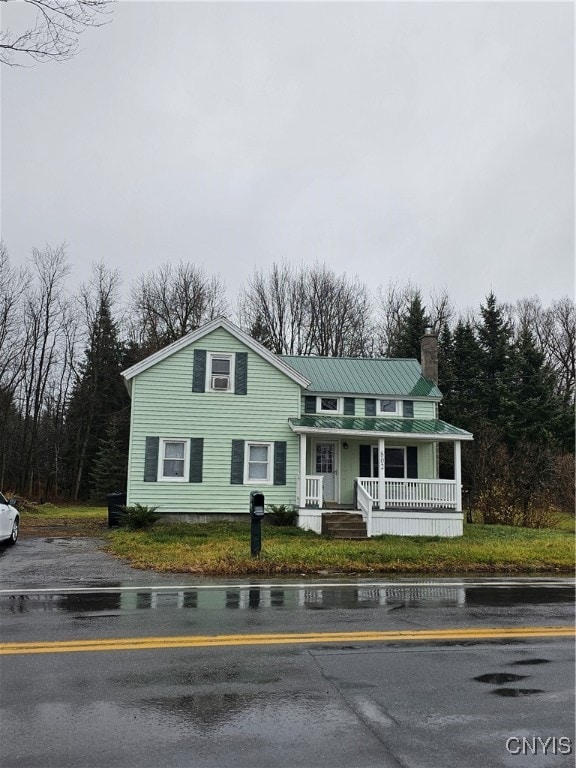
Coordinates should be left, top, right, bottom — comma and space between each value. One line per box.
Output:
244, 442, 273, 484
403, 400, 414, 418
159, 439, 189, 481
385, 448, 406, 478
370, 446, 406, 478
317, 396, 342, 413
207, 352, 235, 392
377, 399, 399, 415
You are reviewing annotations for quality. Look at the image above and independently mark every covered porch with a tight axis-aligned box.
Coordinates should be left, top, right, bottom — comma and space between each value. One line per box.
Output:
289, 416, 473, 538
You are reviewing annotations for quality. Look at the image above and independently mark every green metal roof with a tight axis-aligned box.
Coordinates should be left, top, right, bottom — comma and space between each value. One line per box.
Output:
289, 416, 473, 439
279, 355, 442, 398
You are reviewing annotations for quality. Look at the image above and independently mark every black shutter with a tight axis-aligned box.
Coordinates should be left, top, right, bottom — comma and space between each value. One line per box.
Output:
407, 446, 418, 478
304, 395, 316, 413
144, 437, 159, 482
403, 400, 414, 418
189, 438, 204, 483
273, 441, 287, 485
192, 349, 207, 392
234, 352, 248, 395
365, 398, 376, 416
344, 397, 355, 416
230, 440, 245, 484
359, 445, 371, 478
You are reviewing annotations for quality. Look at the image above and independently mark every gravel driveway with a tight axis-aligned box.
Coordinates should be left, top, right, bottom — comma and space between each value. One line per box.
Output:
0, 536, 208, 591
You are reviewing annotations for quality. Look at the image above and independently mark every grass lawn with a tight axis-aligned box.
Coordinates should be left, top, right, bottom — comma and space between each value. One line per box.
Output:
105, 518, 575, 576
17, 504, 574, 575
19, 504, 108, 537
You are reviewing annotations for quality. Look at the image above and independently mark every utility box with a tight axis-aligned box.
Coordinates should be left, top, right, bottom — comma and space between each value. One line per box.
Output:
106, 492, 127, 528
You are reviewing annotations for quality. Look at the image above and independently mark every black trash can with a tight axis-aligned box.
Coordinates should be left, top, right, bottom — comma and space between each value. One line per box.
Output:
106, 492, 127, 527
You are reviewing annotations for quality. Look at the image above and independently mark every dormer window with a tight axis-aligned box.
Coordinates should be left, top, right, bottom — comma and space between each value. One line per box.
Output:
377, 399, 400, 416
317, 396, 342, 414
207, 353, 235, 393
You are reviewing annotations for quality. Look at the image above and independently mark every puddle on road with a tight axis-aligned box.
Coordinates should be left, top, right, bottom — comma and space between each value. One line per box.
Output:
510, 658, 551, 666
0, 583, 573, 615
466, 586, 574, 607
492, 688, 545, 697
474, 673, 528, 684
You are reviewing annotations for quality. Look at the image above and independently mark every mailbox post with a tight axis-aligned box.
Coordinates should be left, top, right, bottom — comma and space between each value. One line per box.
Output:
249, 490, 265, 556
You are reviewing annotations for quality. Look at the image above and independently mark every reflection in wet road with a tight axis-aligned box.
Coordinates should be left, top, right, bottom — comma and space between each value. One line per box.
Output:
1, 579, 573, 615
0, 579, 574, 768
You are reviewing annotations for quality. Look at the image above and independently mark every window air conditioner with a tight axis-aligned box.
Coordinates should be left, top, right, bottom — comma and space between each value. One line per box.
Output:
212, 376, 230, 391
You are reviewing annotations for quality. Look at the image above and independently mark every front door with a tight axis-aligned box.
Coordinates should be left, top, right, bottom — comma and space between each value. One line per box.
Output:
315, 442, 337, 503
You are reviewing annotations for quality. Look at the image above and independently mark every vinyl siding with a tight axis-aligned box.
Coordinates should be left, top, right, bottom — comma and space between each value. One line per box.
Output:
299, 396, 436, 419
127, 327, 301, 513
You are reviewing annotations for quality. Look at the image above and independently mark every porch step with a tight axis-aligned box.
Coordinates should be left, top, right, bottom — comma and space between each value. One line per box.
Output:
321, 513, 368, 539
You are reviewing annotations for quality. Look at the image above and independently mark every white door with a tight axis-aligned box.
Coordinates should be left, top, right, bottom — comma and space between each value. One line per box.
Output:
315, 443, 337, 503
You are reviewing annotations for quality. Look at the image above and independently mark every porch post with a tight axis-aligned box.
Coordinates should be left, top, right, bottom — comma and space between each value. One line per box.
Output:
299, 433, 307, 508
454, 440, 462, 512
378, 438, 386, 511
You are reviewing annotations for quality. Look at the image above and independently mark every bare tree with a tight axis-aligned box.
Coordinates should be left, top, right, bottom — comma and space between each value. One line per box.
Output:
129, 261, 228, 354
516, 295, 576, 401
0, 244, 31, 488
17, 245, 72, 494
0, 243, 29, 393
239, 261, 373, 357
307, 263, 373, 357
376, 281, 453, 356
237, 262, 314, 355
0, 0, 113, 65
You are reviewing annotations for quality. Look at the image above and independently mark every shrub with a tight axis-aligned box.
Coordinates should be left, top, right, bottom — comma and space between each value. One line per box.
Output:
120, 504, 160, 530
266, 504, 298, 527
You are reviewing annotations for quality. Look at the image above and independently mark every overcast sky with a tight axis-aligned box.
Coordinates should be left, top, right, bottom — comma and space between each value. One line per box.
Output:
2, 1, 574, 316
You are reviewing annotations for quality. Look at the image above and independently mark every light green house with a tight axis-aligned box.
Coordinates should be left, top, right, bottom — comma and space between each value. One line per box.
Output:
122, 317, 473, 537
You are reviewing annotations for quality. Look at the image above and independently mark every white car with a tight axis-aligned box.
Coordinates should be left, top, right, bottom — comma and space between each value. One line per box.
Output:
0, 492, 19, 545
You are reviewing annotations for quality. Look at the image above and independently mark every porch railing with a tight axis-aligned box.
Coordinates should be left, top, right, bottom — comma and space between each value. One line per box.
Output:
356, 482, 373, 537
304, 475, 323, 508
357, 478, 457, 510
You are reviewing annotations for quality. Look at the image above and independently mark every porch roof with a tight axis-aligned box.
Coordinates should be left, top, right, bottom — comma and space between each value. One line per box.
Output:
288, 416, 473, 441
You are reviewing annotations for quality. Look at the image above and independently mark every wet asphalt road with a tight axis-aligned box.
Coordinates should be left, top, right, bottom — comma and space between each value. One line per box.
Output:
0, 538, 574, 768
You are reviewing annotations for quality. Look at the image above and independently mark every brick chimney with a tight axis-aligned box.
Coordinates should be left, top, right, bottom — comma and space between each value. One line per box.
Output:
420, 327, 438, 384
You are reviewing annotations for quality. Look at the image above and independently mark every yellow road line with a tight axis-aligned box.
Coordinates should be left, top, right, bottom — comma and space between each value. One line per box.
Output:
0, 626, 573, 655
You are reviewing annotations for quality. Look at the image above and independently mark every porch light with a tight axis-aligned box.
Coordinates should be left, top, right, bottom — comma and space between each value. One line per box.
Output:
342, 442, 349, 449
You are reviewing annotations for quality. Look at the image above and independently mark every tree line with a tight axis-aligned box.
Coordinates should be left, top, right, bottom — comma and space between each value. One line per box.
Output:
1, 244, 573, 522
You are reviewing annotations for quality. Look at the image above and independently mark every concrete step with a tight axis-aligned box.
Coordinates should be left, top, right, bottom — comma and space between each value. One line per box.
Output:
322, 513, 367, 539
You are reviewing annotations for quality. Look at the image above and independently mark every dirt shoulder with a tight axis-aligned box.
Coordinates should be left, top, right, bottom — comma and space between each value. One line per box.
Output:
0, 536, 211, 591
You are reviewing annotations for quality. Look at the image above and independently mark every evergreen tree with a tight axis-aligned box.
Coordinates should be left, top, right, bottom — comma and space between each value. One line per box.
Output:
508, 326, 574, 451
64, 294, 129, 499
89, 418, 128, 502
476, 292, 516, 430
439, 319, 484, 433
390, 293, 429, 359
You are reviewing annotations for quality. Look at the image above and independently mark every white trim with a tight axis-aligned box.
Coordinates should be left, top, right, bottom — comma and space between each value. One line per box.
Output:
158, 438, 190, 482
454, 440, 462, 512
313, 439, 339, 503
317, 396, 343, 414
299, 433, 307, 508
376, 398, 400, 416
206, 351, 235, 393
289, 424, 474, 441
121, 316, 311, 388
306, 391, 441, 403
243, 441, 273, 485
